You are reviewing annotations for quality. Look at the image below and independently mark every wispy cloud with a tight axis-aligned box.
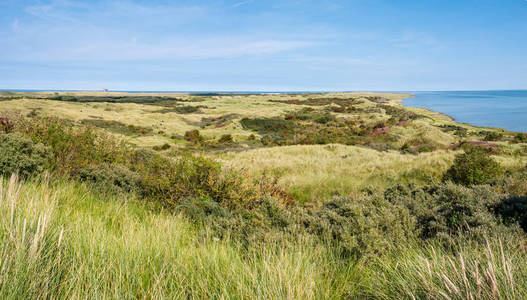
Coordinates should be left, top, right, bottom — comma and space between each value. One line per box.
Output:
232, 0, 254, 8
2, 0, 325, 62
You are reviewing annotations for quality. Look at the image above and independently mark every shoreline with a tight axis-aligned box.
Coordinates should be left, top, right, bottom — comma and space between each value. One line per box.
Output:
398, 92, 525, 134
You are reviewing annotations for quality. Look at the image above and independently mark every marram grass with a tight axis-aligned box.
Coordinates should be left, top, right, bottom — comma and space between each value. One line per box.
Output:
0, 175, 363, 299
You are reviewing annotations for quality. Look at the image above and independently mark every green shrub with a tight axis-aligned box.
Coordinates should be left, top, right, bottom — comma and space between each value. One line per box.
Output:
218, 134, 234, 144
74, 163, 141, 194
12, 116, 130, 176
240, 117, 295, 133
385, 183, 504, 241
302, 196, 417, 259
80, 119, 152, 136
184, 129, 203, 144
514, 133, 527, 143
444, 148, 502, 186
0, 133, 50, 178
496, 196, 527, 231
483, 130, 503, 141
314, 114, 336, 124
153, 143, 171, 151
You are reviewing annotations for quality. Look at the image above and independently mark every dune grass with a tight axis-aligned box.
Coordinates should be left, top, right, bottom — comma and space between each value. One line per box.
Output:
217, 144, 456, 202
0, 175, 367, 299
3, 175, 527, 299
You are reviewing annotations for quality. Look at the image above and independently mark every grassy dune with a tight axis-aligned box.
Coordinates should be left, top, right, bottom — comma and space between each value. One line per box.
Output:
0, 175, 363, 299
218, 144, 456, 202
2, 91, 527, 299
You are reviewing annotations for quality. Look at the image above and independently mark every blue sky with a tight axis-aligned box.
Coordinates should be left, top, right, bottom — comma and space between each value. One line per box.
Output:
1, 0, 526, 91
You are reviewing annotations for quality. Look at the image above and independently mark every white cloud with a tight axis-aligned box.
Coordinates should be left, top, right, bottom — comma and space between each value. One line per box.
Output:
232, 0, 254, 8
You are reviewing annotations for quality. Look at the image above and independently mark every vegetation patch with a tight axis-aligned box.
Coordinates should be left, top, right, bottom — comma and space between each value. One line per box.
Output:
444, 148, 503, 186
200, 113, 239, 128
151, 105, 207, 114
81, 119, 152, 136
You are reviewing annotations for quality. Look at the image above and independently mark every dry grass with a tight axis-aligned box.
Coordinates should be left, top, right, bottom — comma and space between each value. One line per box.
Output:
217, 144, 456, 202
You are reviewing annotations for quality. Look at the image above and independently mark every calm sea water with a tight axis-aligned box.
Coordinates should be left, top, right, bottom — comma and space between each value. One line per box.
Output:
403, 90, 527, 133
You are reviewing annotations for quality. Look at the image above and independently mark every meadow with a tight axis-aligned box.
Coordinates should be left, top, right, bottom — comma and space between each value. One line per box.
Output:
2, 91, 527, 299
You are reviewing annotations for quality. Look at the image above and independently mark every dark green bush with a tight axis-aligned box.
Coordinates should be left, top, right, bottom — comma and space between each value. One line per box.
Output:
0, 133, 50, 178
218, 134, 233, 144
514, 133, 527, 143
153, 143, 171, 151
240, 117, 295, 133
74, 163, 141, 194
314, 114, 336, 124
444, 148, 502, 186
184, 129, 203, 144
302, 196, 417, 258
496, 196, 527, 231
385, 183, 503, 241
482, 131, 503, 141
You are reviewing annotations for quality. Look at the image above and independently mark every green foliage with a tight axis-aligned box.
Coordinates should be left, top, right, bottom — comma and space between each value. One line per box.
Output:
81, 119, 152, 136
514, 133, 527, 143
385, 183, 505, 241
439, 124, 468, 137
15, 117, 130, 175
151, 105, 205, 114
482, 130, 504, 141
241, 108, 402, 150
0, 133, 50, 178
496, 196, 527, 231
74, 163, 141, 194
152, 143, 171, 151
218, 134, 234, 144
184, 129, 203, 144
302, 196, 417, 259
240, 117, 295, 133
444, 148, 503, 186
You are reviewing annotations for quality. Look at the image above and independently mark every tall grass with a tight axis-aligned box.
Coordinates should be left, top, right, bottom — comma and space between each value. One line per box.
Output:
0, 175, 362, 299
369, 237, 527, 299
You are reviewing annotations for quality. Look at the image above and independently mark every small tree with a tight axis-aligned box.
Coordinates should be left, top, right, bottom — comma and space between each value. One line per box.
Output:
444, 148, 502, 186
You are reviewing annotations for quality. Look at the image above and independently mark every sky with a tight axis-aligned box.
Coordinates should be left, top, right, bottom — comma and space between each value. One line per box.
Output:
0, 0, 526, 91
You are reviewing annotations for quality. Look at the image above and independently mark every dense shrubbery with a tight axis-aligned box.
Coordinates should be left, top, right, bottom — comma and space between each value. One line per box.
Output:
302, 196, 417, 258
0, 133, 50, 178
385, 183, 507, 241
444, 148, 503, 186
74, 163, 141, 194
4, 112, 527, 264
2, 114, 290, 213
241, 108, 405, 149
81, 119, 152, 136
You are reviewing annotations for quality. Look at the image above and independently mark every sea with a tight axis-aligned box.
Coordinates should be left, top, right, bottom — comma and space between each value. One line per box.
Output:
403, 90, 527, 133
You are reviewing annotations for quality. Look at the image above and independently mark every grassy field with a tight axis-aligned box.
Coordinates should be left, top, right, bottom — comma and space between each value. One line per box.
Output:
2, 91, 527, 299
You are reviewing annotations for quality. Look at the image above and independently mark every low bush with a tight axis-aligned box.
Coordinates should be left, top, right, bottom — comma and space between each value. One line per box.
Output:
81, 119, 152, 136
184, 129, 203, 144
74, 163, 141, 194
301, 195, 417, 259
514, 133, 527, 143
218, 134, 234, 144
385, 183, 505, 241
152, 143, 171, 151
444, 148, 503, 186
0, 133, 50, 178
482, 130, 504, 141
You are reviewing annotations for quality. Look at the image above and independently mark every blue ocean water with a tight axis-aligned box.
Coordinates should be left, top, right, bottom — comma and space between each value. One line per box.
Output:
403, 90, 527, 133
